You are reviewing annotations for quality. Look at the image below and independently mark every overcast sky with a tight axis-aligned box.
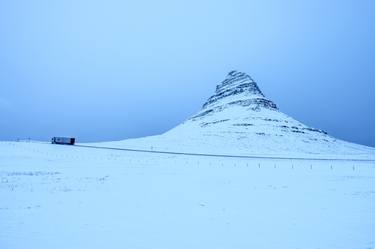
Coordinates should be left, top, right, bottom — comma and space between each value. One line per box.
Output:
0, 0, 374, 147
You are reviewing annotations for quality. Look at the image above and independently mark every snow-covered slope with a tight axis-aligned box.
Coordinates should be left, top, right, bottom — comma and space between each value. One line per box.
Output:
99, 71, 375, 159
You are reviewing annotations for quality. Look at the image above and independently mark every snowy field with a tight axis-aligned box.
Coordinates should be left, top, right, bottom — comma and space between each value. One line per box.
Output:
1, 141, 375, 249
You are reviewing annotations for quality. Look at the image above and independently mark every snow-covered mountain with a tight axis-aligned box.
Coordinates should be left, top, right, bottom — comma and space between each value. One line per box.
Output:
100, 71, 375, 159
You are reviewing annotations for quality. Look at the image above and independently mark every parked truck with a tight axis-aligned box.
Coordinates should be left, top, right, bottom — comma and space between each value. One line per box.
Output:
51, 137, 76, 145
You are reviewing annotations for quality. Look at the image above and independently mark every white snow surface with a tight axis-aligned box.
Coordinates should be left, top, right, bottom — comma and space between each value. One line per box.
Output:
1, 141, 375, 249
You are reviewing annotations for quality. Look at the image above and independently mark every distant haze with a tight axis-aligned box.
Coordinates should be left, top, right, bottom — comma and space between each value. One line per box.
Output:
1, 0, 374, 147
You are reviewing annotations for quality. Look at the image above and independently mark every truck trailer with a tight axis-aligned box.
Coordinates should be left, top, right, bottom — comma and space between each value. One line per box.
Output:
51, 137, 76, 145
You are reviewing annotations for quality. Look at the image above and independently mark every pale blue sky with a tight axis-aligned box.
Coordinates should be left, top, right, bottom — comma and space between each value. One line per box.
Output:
0, 0, 374, 147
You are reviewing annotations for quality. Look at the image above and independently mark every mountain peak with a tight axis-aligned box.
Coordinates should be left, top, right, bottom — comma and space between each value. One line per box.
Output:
196, 71, 277, 118
218, 70, 264, 97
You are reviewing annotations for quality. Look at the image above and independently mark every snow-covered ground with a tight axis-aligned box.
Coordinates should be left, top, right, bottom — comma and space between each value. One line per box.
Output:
1, 141, 375, 249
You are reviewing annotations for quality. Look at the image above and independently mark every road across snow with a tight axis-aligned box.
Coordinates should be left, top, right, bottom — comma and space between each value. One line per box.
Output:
74, 144, 375, 162
1, 141, 375, 249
